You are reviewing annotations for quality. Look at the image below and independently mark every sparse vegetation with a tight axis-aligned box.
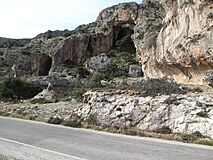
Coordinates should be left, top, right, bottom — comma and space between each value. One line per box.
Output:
187, 34, 205, 44
207, 12, 213, 19
196, 111, 208, 118
122, 127, 144, 136
0, 111, 10, 117
132, 78, 185, 96
90, 74, 106, 88
30, 98, 49, 104
109, 52, 137, 68
63, 119, 82, 127
195, 139, 213, 146
189, 87, 203, 93
179, 131, 207, 143
70, 82, 86, 102
153, 126, 172, 134
176, 43, 186, 51
0, 77, 42, 100
115, 32, 136, 53
47, 117, 63, 125
0, 37, 30, 48
67, 65, 90, 78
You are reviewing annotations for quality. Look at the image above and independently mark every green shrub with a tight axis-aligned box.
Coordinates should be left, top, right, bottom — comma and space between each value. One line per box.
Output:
133, 78, 185, 96
30, 98, 48, 104
187, 34, 204, 44
195, 139, 213, 146
68, 65, 90, 78
47, 117, 63, 125
207, 12, 213, 19
91, 74, 106, 88
109, 52, 137, 67
0, 77, 42, 100
63, 119, 82, 127
63, 32, 72, 37
122, 127, 143, 136
70, 81, 86, 101
0, 111, 10, 117
191, 131, 206, 139
180, 131, 206, 143
189, 87, 203, 93
196, 111, 208, 118
153, 126, 172, 134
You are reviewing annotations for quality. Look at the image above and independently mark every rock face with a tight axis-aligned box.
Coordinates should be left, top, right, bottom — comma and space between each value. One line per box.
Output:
140, 0, 213, 85
0, 1, 161, 77
0, 0, 212, 86
84, 53, 116, 75
128, 65, 143, 77
78, 90, 213, 138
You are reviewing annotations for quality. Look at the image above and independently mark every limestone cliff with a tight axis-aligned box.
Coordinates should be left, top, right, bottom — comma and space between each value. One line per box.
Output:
141, 0, 213, 85
0, 0, 212, 86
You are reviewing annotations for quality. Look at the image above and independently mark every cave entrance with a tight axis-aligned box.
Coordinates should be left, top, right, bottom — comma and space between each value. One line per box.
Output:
38, 54, 52, 76
113, 22, 136, 53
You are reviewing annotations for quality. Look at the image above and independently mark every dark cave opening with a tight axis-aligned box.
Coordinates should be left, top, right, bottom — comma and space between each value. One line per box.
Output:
38, 54, 52, 76
113, 22, 136, 53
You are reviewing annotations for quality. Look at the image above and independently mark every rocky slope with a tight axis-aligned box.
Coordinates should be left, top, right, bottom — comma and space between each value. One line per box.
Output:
81, 90, 213, 138
1, 91, 213, 139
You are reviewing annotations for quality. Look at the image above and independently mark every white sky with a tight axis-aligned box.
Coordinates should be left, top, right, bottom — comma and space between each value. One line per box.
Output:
0, 0, 141, 38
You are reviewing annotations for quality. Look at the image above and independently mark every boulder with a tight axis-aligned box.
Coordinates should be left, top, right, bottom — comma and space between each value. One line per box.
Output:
204, 70, 213, 87
128, 65, 143, 77
31, 86, 56, 103
84, 53, 116, 75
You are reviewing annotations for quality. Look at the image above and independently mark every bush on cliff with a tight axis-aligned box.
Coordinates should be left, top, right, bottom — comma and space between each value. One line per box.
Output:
0, 77, 42, 100
133, 78, 185, 96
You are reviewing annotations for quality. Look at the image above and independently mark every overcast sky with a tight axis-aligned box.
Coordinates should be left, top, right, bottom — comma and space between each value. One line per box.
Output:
0, 0, 141, 38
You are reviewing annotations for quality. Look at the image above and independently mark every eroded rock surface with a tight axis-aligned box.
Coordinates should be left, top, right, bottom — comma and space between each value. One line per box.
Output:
141, 0, 213, 85
84, 53, 116, 75
0, 0, 212, 86
78, 90, 213, 138
2, 91, 212, 138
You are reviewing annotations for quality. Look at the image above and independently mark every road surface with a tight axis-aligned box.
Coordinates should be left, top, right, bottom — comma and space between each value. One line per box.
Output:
0, 116, 213, 160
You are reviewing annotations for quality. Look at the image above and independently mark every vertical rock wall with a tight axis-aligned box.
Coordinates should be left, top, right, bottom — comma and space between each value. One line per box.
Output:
141, 0, 213, 85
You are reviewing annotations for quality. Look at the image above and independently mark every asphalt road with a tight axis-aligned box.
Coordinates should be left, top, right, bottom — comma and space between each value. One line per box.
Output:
0, 116, 213, 160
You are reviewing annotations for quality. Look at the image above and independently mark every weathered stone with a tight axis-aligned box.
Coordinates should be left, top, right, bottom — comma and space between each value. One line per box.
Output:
140, 0, 213, 85
126, 77, 144, 86
204, 70, 213, 86
79, 91, 213, 138
84, 53, 116, 75
32, 88, 56, 103
128, 65, 143, 77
